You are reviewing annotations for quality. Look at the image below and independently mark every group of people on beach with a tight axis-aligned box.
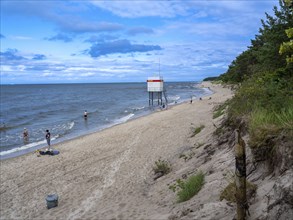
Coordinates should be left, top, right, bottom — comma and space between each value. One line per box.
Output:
190, 96, 211, 103
23, 128, 51, 150
23, 110, 88, 151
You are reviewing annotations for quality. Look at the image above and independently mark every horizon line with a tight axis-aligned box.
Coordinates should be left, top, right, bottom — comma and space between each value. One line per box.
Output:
0, 80, 204, 86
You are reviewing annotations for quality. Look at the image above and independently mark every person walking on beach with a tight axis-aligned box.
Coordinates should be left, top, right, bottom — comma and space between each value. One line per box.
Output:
46, 130, 51, 150
84, 110, 88, 119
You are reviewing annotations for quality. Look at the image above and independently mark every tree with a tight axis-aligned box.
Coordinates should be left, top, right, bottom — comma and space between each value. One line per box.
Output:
251, 0, 292, 71
220, 0, 293, 83
279, 28, 293, 64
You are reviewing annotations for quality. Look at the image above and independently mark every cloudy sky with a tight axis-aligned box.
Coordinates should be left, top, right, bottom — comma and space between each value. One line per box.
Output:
1, 0, 277, 84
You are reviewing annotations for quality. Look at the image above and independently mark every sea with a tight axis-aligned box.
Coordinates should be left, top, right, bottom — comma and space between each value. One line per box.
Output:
0, 82, 213, 159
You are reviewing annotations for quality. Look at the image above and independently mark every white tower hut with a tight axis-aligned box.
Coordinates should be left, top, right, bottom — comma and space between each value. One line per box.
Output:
147, 76, 167, 106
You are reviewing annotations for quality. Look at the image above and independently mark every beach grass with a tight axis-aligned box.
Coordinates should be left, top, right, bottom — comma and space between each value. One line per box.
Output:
249, 105, 293, 147
191, 125, 205, 137
213, 100, 230, 119
177, 171, 205, 203
220, 180, 257, 203
153, 158, 171, 175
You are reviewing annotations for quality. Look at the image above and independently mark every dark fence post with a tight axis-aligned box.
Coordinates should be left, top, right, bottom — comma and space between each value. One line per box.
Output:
234, 129, 248, 220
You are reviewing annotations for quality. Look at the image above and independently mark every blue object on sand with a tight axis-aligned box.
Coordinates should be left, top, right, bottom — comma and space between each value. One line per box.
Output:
52, 150, 59, 155
46, 194, 59, 209
39, 150, 59, 156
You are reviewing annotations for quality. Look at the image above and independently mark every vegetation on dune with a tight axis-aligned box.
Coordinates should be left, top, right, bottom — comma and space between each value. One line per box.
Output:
153, 158, 171, 176
213, 100, 230, 119
216, 0, 293, 168
190, 125, 205, 137
169, 171, 205, 203
249, 104, 293, 148
203, 76, 219, 81
220, 180, 257, 203
176, 171, 205, 203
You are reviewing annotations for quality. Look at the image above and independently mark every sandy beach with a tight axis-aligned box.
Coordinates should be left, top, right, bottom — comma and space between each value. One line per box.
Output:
0, 82, 234, 220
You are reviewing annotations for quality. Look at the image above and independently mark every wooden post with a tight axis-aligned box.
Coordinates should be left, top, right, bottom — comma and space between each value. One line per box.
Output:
234, 129, 247, 220
149, 92, 151, 106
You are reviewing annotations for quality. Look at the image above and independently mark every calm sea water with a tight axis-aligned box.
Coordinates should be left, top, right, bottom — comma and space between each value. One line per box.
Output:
0, 82, 212, 159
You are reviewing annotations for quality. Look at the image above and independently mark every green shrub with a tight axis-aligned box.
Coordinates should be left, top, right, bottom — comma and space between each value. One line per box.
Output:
227, 70, 293, 119
203, 76, 219, 81
220, 180, 257, 203
179, 151, 195, 162
249, 104, 293, 147
213, 100, 230, 119
191, 125, 205, 137
153, 158, 171, 175
169, 179, 185, 192
177, 171, 205, 203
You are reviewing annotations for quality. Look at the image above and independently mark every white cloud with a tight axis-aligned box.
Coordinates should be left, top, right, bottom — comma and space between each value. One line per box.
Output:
10, 35, 33, 40
64, 67, 97, 72
42, 72, 55, 77
80, 72, 96, 77
0, 65, 13, 71
16, 65, 26, 71
1, 0, 278, 83
90, 0, 190, 18
90, 0, 277, 19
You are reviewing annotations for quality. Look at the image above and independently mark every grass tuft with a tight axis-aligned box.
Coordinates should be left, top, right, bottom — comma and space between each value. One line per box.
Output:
249, 106, 293, 147
220, 180, 257, 203
177, 171, 205, 203
191, 125, 205, 137
213, 100, 230, 119
153, 158, 171, 175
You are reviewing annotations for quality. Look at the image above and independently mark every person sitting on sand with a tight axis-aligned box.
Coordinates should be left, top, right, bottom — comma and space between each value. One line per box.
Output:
46, 130, 51, 150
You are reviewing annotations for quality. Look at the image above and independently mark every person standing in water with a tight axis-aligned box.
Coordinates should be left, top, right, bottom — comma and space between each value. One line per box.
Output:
23, 128, 29, 143
46, 130, 51, 150
84, 110, 88, 119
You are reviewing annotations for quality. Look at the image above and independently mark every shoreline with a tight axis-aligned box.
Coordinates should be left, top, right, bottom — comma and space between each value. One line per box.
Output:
0, 81, 234, 220
0, 82, 214, 161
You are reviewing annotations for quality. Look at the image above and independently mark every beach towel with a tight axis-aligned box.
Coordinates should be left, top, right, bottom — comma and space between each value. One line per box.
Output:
39, 150, 59, 156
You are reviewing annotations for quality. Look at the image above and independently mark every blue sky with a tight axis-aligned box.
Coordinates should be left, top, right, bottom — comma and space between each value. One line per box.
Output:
0, 0, 278, 84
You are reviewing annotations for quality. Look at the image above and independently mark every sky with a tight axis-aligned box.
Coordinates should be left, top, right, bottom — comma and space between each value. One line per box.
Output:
0, 0, 278, 84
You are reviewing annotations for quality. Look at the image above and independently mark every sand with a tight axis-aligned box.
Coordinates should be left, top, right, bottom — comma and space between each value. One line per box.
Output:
0, 82, 234, 220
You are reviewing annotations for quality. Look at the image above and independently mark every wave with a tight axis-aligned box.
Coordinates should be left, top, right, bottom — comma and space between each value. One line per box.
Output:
49, 121, 75, 140
130, 106, 146, 112
167, 95, 181, 102
124, 106, 146, 114
68, 121, 75, 130
0, 122, 74, 157
0, 139, 46, 156
114, 113, 135, 124
0, 125, 14, 132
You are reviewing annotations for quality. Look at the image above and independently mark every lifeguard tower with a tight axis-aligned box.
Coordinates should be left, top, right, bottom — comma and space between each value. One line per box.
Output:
147, 76, 167, 106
